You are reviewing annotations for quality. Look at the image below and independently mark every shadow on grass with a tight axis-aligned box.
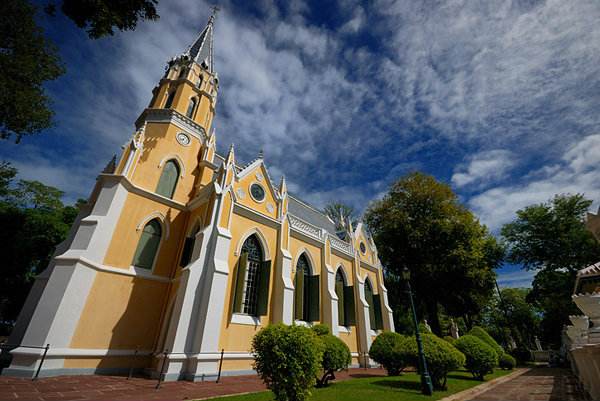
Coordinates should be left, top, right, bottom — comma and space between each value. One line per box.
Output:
370, 379, 421, 392
445, 373, 481, 381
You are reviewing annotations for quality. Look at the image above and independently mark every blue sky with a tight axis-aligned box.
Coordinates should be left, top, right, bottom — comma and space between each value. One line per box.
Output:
3, 0, 600, 288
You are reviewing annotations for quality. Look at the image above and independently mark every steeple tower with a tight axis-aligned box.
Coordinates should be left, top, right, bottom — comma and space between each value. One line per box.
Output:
115, 11, 221, 203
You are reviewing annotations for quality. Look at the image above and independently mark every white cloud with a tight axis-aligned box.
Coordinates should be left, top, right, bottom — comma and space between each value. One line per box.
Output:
452, 149, 515, 188
469, 135, 600, 231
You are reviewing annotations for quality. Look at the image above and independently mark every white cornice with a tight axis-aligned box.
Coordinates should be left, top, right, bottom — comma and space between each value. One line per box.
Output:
135, 108, 208, 144
233, 202, 281, 230
99, 174, 187, 210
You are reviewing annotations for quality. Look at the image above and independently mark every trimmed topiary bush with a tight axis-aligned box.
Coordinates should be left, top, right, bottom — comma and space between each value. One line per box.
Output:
368, 331, 407, 376
397, 334, 465, 390
311, 324, 331, 336
454, 334, 498, 380
498, 353, 516, 370
443, 336, 456, 345
316, 333, 351, 387
252, 323, 322, 401
469, 326, 504, 359
509, 347, 533, 364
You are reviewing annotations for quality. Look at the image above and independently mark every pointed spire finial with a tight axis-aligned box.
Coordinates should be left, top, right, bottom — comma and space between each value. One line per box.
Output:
259, 149, 263, 159
226, 142, 235, 164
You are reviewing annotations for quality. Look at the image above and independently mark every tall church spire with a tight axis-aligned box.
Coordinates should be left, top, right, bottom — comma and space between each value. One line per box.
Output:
184, 7, 218, 73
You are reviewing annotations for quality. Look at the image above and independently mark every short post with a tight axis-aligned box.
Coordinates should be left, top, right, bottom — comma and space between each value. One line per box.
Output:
216, 348, 224, 383
127, 346, 139, 381
33, 344, 50, 381
155, 349, 168, 389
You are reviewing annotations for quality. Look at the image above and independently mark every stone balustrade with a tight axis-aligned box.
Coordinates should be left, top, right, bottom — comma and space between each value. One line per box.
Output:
564, 292, 600, 400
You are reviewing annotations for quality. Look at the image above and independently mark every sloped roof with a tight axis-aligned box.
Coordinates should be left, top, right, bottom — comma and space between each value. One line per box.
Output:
287, 196, 338, 236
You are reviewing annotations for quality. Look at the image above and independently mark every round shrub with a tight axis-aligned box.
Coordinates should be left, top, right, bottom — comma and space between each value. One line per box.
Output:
509, 347, 532, 364
443, 336, 456, 345
454, 335, 498, 380
316, 334, 351, 387
252, 323, 322, 401
498, 353, 516, 370
311, 324, 331, 336
469, 326, 504, 359
397, 334, 465, 390
419, 322, 433, 334
368, 331, 407, 376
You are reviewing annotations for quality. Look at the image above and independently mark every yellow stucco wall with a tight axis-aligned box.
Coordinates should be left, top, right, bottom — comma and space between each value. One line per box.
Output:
69, 272, 168, 352
218, 212, 279, 351
103, 193, 186, 278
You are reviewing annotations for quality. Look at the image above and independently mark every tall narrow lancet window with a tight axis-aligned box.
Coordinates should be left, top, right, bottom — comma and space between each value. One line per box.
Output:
156, 160, 179, 199
335, 269, 356, 327
233, 235, 271, 316
164, 91, 176, 109
364, 278, 384, 330
295, 253, 320, 322
186, 98, 197, 118
132, 219, 162, 269
197, 75, 203, 88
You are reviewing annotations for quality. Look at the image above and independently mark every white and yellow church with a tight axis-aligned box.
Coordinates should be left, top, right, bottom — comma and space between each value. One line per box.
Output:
3, 12, 394, 381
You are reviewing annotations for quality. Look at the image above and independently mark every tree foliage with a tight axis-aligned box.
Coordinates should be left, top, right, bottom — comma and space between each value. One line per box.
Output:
0, 0, 66, 143
48, 0, 159, 39
364, 170, 503, 335
501, 194, 600, 274
0, 165, 78, 334
324, 201, 357, 227
483, 287, 540, 349
501, 193, 600, 347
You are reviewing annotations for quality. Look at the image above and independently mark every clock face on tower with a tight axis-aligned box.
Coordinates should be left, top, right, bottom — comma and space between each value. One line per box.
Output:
250, 182, 266, 202
176, 132, 191, 146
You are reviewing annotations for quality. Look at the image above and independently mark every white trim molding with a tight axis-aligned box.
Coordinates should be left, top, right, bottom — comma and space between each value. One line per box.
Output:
158, 154, 186, 179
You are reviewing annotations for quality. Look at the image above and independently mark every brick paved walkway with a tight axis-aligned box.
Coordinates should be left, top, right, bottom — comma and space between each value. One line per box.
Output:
466, 364, 588, 401
0, 367, 388, 400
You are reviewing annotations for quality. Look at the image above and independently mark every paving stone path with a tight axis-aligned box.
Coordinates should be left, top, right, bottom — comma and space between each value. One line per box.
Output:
465, 364, 588, 401
0, 364, 588, 400
0, 367, 387, 400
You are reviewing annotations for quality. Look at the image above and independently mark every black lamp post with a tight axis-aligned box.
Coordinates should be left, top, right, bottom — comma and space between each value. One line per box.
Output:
402, 266, 434, 396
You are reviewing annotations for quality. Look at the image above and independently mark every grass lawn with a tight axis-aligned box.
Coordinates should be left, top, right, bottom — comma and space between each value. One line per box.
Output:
202, 368, 514, 401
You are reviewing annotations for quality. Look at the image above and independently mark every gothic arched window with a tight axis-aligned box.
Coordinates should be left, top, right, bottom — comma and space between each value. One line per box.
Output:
156, 160, 179, 199
197, 75, 203, 88
164, 91, 176, 108
335, 268, 356, 327
364, 277, 383, 330
295, 253, 319, 322
186, 98, 197, 118
233, 235, 271, 316
132, 219, 162, 269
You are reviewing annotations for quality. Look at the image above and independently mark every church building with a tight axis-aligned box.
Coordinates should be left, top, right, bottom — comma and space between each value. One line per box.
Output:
3, 12, 394, 381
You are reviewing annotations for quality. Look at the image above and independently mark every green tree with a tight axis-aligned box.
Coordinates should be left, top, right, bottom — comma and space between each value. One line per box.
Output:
46, 0, 159, 40
0, 161, 18, 196
364, 170, 502, 335
324, 201, 357, 227
0, 167, 78, 334
0, 0, 66, 143
9, 179, 65, 211
484, 288, 541, 349
1, 0, 159, 143
501, 193, 600, 347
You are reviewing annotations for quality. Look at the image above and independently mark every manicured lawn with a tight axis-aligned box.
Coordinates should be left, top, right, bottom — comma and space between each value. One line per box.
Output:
202, 368, 514, 401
